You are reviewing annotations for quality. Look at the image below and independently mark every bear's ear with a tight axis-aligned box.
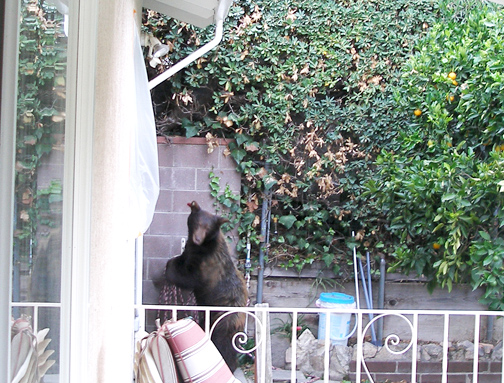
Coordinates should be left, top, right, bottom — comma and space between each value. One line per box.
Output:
187, 201, 201, 212
218, 216, 229, 227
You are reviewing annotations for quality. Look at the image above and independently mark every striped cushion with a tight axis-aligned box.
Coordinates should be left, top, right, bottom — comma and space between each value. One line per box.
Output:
163, 318, 240, 383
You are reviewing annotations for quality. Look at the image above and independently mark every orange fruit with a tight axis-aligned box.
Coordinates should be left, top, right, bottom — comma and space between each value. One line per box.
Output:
433, 243, 441, 250
452, 80, 458, 86
414, 109, 422, 117
448, 72, 457, 80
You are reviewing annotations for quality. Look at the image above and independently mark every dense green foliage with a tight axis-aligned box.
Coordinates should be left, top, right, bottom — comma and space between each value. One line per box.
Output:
144, 0, 504, 308
144, 0, 438, 270
364, 1, 504, 309
15, 1, 66, 262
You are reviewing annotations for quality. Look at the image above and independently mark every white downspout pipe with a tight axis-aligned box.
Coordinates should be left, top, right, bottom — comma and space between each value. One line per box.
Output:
148, 0, 233, 90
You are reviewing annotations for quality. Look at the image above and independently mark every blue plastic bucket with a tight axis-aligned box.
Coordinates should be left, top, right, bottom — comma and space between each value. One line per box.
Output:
316, 292, 356, 346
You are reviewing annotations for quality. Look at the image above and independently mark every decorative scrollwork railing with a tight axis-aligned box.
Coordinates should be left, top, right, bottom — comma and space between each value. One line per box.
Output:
208, 310, 264, 354
360, 313, 414, 383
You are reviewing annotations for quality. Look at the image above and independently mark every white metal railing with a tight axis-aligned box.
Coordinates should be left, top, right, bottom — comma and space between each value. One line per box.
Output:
138, 304, 504, 383
10, 302, 504, 382
11, 301, 61, 332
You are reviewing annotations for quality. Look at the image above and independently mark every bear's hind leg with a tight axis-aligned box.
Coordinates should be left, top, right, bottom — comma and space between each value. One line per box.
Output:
210, 311, 245, 372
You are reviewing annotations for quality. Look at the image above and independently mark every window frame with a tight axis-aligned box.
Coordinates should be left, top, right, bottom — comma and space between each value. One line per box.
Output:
0, 0, 21, 380
0, 0, 99, 381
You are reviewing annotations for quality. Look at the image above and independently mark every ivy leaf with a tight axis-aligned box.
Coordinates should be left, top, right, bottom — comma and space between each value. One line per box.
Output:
182, 118, 199, 138
279, 215, 297, 229
231, 148, 246, 163
235, 133, 249, 146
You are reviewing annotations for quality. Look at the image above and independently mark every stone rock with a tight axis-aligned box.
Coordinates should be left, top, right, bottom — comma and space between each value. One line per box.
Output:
285, 329, 317, 364
329, 345, 352, 381
309, 341, 329, 373
491, 341, 502, 361
372, 342, 413, 361
296, 329, 319, 375
459, 340, 474, 350
450, 349, 466, 361
285, 329, 317, 366
298, 329, 317, 348
456, 340, 485, 359
299, 341, 352, 381
310, 341, 333, 376
352, 341, 379, 361
480, 343, 494, 355
284, 332, 501, 381
422, 343, 443, 362
285, 328, 353, 382
419, 346, 432, 362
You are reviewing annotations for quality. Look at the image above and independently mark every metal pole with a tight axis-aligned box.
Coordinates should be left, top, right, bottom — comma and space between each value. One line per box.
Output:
256, 164, 270, 304
377, 255, 386, 346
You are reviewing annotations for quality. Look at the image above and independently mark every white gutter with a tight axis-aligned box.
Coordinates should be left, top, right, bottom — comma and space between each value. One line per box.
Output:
148, 0, 233, 90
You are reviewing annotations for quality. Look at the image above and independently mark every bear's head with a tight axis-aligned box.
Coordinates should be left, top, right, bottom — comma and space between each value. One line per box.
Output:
187, 201, 228, 246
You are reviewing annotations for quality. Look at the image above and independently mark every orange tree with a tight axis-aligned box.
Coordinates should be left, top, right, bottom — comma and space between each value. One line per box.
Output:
364, 1, 504, 309
144, 0, 438, 274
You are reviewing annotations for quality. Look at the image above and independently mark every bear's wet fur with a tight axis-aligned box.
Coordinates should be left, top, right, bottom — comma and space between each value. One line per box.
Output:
164, 201, 248, 371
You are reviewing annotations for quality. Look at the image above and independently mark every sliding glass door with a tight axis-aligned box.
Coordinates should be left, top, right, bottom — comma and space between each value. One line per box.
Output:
2, 1, 72, 381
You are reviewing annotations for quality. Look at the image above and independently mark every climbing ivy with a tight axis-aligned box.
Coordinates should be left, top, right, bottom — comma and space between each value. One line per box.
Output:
143, 0, 439, 274
14, 0, 66, 266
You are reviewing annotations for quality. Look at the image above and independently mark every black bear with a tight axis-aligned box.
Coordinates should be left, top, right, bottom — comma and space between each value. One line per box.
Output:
164, 201, 248, 371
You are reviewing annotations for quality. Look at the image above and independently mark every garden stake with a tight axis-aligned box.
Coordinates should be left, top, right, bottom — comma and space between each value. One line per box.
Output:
366, 251, 378, 345
358, 256, 377, 344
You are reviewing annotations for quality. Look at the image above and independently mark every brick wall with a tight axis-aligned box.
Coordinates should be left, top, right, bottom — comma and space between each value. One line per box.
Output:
142, 136, 241, 306
350, 360, 503, 383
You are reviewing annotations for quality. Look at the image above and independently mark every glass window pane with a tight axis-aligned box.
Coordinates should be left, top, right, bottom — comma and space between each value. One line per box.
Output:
11, 305, 61, 382
11, 1, 69, 381
13, 0, 67, 304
